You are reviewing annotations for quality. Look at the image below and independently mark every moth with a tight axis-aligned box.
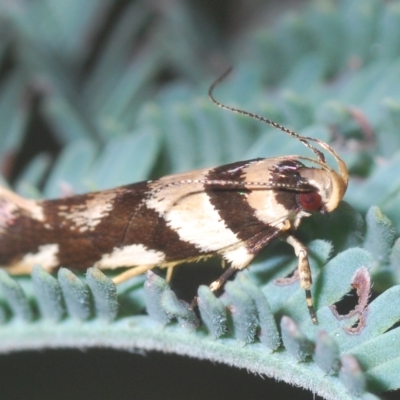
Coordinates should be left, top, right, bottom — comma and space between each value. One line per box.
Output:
0, 69, 348, 324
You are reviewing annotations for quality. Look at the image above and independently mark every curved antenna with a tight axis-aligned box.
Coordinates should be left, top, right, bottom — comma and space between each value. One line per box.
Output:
208, 68, 349, 188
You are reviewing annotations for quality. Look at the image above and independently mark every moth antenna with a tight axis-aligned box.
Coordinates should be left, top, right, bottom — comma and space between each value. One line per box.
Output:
209, 68, 325, 163
209, 68, 349, 188
151, 178, 313, 195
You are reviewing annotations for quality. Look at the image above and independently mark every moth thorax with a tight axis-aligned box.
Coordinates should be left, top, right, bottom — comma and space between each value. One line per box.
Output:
298, 167, 336, 212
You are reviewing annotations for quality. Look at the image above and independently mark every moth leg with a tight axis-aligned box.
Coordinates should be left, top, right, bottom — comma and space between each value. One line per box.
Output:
221, 258, 227, 269
166, 265, 175, 282
190, 265, 239, 310
112, 265, 155, 285
209, 265, 238, 292
285, 234, 318, 324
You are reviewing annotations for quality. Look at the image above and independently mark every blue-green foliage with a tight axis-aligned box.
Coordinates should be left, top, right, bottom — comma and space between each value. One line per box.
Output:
314, 330, 341, 375
280, 316, 313, 362
197, 285, 228, 339
85, 268, 118, 322
58, 267, 91, 320
1, 0, 400, 398
31, 265, 65, 321
0, 270, 32, 322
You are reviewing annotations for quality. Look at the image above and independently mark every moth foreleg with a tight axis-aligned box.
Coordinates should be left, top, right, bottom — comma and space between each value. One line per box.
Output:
284, 234, 318, 324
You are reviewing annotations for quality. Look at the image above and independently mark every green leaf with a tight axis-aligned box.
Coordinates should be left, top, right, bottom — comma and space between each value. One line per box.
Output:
58, 268, 91, 321
0, 270, 32, 322
85, 268, 118, 322
197, 285, 228, 339
31, 265, 65, 321
281, 316, 312, 362
363, 206, 396, 266
314, 330, 341, 375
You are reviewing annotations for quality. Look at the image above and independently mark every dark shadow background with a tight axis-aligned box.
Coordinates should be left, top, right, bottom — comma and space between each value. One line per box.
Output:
1, 349, 399, 400
0, 350, 319, 400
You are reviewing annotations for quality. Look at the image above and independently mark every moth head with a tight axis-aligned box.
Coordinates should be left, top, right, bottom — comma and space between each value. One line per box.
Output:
298, 163, 347, 213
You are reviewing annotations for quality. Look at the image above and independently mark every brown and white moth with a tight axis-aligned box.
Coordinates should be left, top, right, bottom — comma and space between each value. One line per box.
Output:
0, 70, 348, 324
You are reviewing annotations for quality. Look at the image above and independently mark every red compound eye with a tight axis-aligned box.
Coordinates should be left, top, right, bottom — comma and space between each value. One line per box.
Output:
298, 192, 322, 211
